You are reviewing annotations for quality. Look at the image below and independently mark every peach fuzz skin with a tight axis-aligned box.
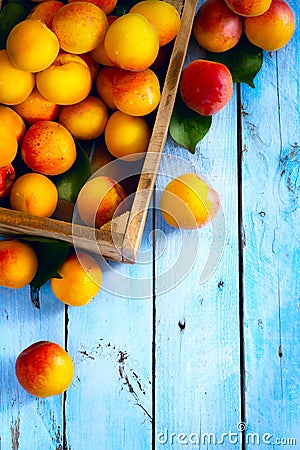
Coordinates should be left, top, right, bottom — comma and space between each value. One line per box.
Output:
15, 341, 74, 397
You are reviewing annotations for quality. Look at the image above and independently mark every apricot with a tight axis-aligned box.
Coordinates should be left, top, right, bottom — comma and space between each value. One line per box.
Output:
27, 0, 65, 28
104, 13, 159, 71
180, 59, 233, 116
244, 0, 295, 51
68, 0, 118, 15
0, 124, 18, 168
79, 53, 100, 82
95, 66, 118, 110
50, 252, 102, 306
13, 88, 60, 125
36, 53, 92, 105
59, 96, 108, 140
224, 0, 272, 17
193, 0, 243, 53
90, 15, 117, 66
52, 1, 108, 54
21, 120, 77, 176
0, 239, 38, 289
15, 341, 74, 397
0, 106, 26, 144
0, 49, 35, 105
77, 176, 127, 228
160, 173, 220, 229
10, 173, 58, 217
113, 68, 161, 116
0, 164, 16, 200
129, 0, 181, 47
6, 19, 60, 72
105, 111, 150, 161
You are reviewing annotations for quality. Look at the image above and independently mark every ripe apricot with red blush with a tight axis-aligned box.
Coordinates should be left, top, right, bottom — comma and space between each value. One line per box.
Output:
180, 59, 233, 116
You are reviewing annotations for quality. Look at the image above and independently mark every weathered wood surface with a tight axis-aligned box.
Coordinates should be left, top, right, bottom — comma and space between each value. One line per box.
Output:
0, 1, 299, 449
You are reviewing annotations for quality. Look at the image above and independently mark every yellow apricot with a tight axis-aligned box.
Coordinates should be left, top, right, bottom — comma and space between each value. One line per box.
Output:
36, 53, 92, 105
113, 68, 161, 116
0, 124, 18, 168
0, 49, 35, 105
12, 88, 60, 125
0, 239, 38, 289
105, 111, 150, 161
52, 1, 108, 54
104, 13, 159, 71
130, 0, 181, 47
6, 19, 60, 72
160, 173, 220, 229
0, 106, 26, 144
50, 252, 102, 306
58, 96, 108, 140
10, 173, 58, 217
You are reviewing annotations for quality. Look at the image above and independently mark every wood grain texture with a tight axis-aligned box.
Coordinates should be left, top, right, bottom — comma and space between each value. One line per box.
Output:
241, 0, 300, 445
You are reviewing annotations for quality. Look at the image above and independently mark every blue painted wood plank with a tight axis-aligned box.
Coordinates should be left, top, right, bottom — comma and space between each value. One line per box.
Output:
64, 211, 154, 449
241, 0, 300, 446
0, 284, 66, 449
153, 38, 241, 449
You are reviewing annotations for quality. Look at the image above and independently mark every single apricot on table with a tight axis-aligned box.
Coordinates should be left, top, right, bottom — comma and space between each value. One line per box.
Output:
0, 239, 38, 289
0, 49, 35, 106
104, 13, 159, 71
6, 19, 60, 72
59, 96, 108, 140
0, 123, 18, 168
244, 0, 295, 51
21, 120, 77, 176
13, 88, 60, 125
224, 0, 272, 17
113, 68, 161, 116
15, 341, 74, 397
76, 176, 127, 228
129, 0, 181, 47
52, 1, 108, 54
180, 59, 233, 116
10, 173, 58, 218
0, 105, 26, 144
105, 111, 150, 161
160, 173, 220, 229
193, 0, 243, 53
36, 53, 92, 105
50, 252, 102, 306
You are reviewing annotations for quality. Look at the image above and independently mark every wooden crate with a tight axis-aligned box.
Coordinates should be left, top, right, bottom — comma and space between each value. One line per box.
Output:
0, 0, 198, 263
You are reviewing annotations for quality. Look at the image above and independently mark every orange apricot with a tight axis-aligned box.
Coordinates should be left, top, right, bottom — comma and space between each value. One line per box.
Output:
27, 0, 65, 28
113, 68, 161, 116
0, 124, 18, 168
59, 96, 108, 140
10, 173, 58, 218
0, 239, 38, 289
193, 0, 243, 52
224, 0, 272, 17
0, 105, 26, 144
244, 0, 295, 51
13, 88, 60, 124
95, 66, 118, 110
52, 1, 108, 54
68, 0, 118, 15
21, 120, 77, 176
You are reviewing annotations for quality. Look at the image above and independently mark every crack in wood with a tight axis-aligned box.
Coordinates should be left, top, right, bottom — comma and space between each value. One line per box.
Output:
10, 418, 20, 450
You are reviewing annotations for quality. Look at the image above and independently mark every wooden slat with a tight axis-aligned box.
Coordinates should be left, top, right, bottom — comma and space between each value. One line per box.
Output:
241, 0, 300, 444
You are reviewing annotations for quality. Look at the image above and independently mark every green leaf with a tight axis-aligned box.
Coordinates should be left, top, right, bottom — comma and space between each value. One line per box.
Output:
112, 0, 139, 15
206, 34, 263, 88
52, 140, 92, 203
169, 96, 212, 153
21, 238, 70, 289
